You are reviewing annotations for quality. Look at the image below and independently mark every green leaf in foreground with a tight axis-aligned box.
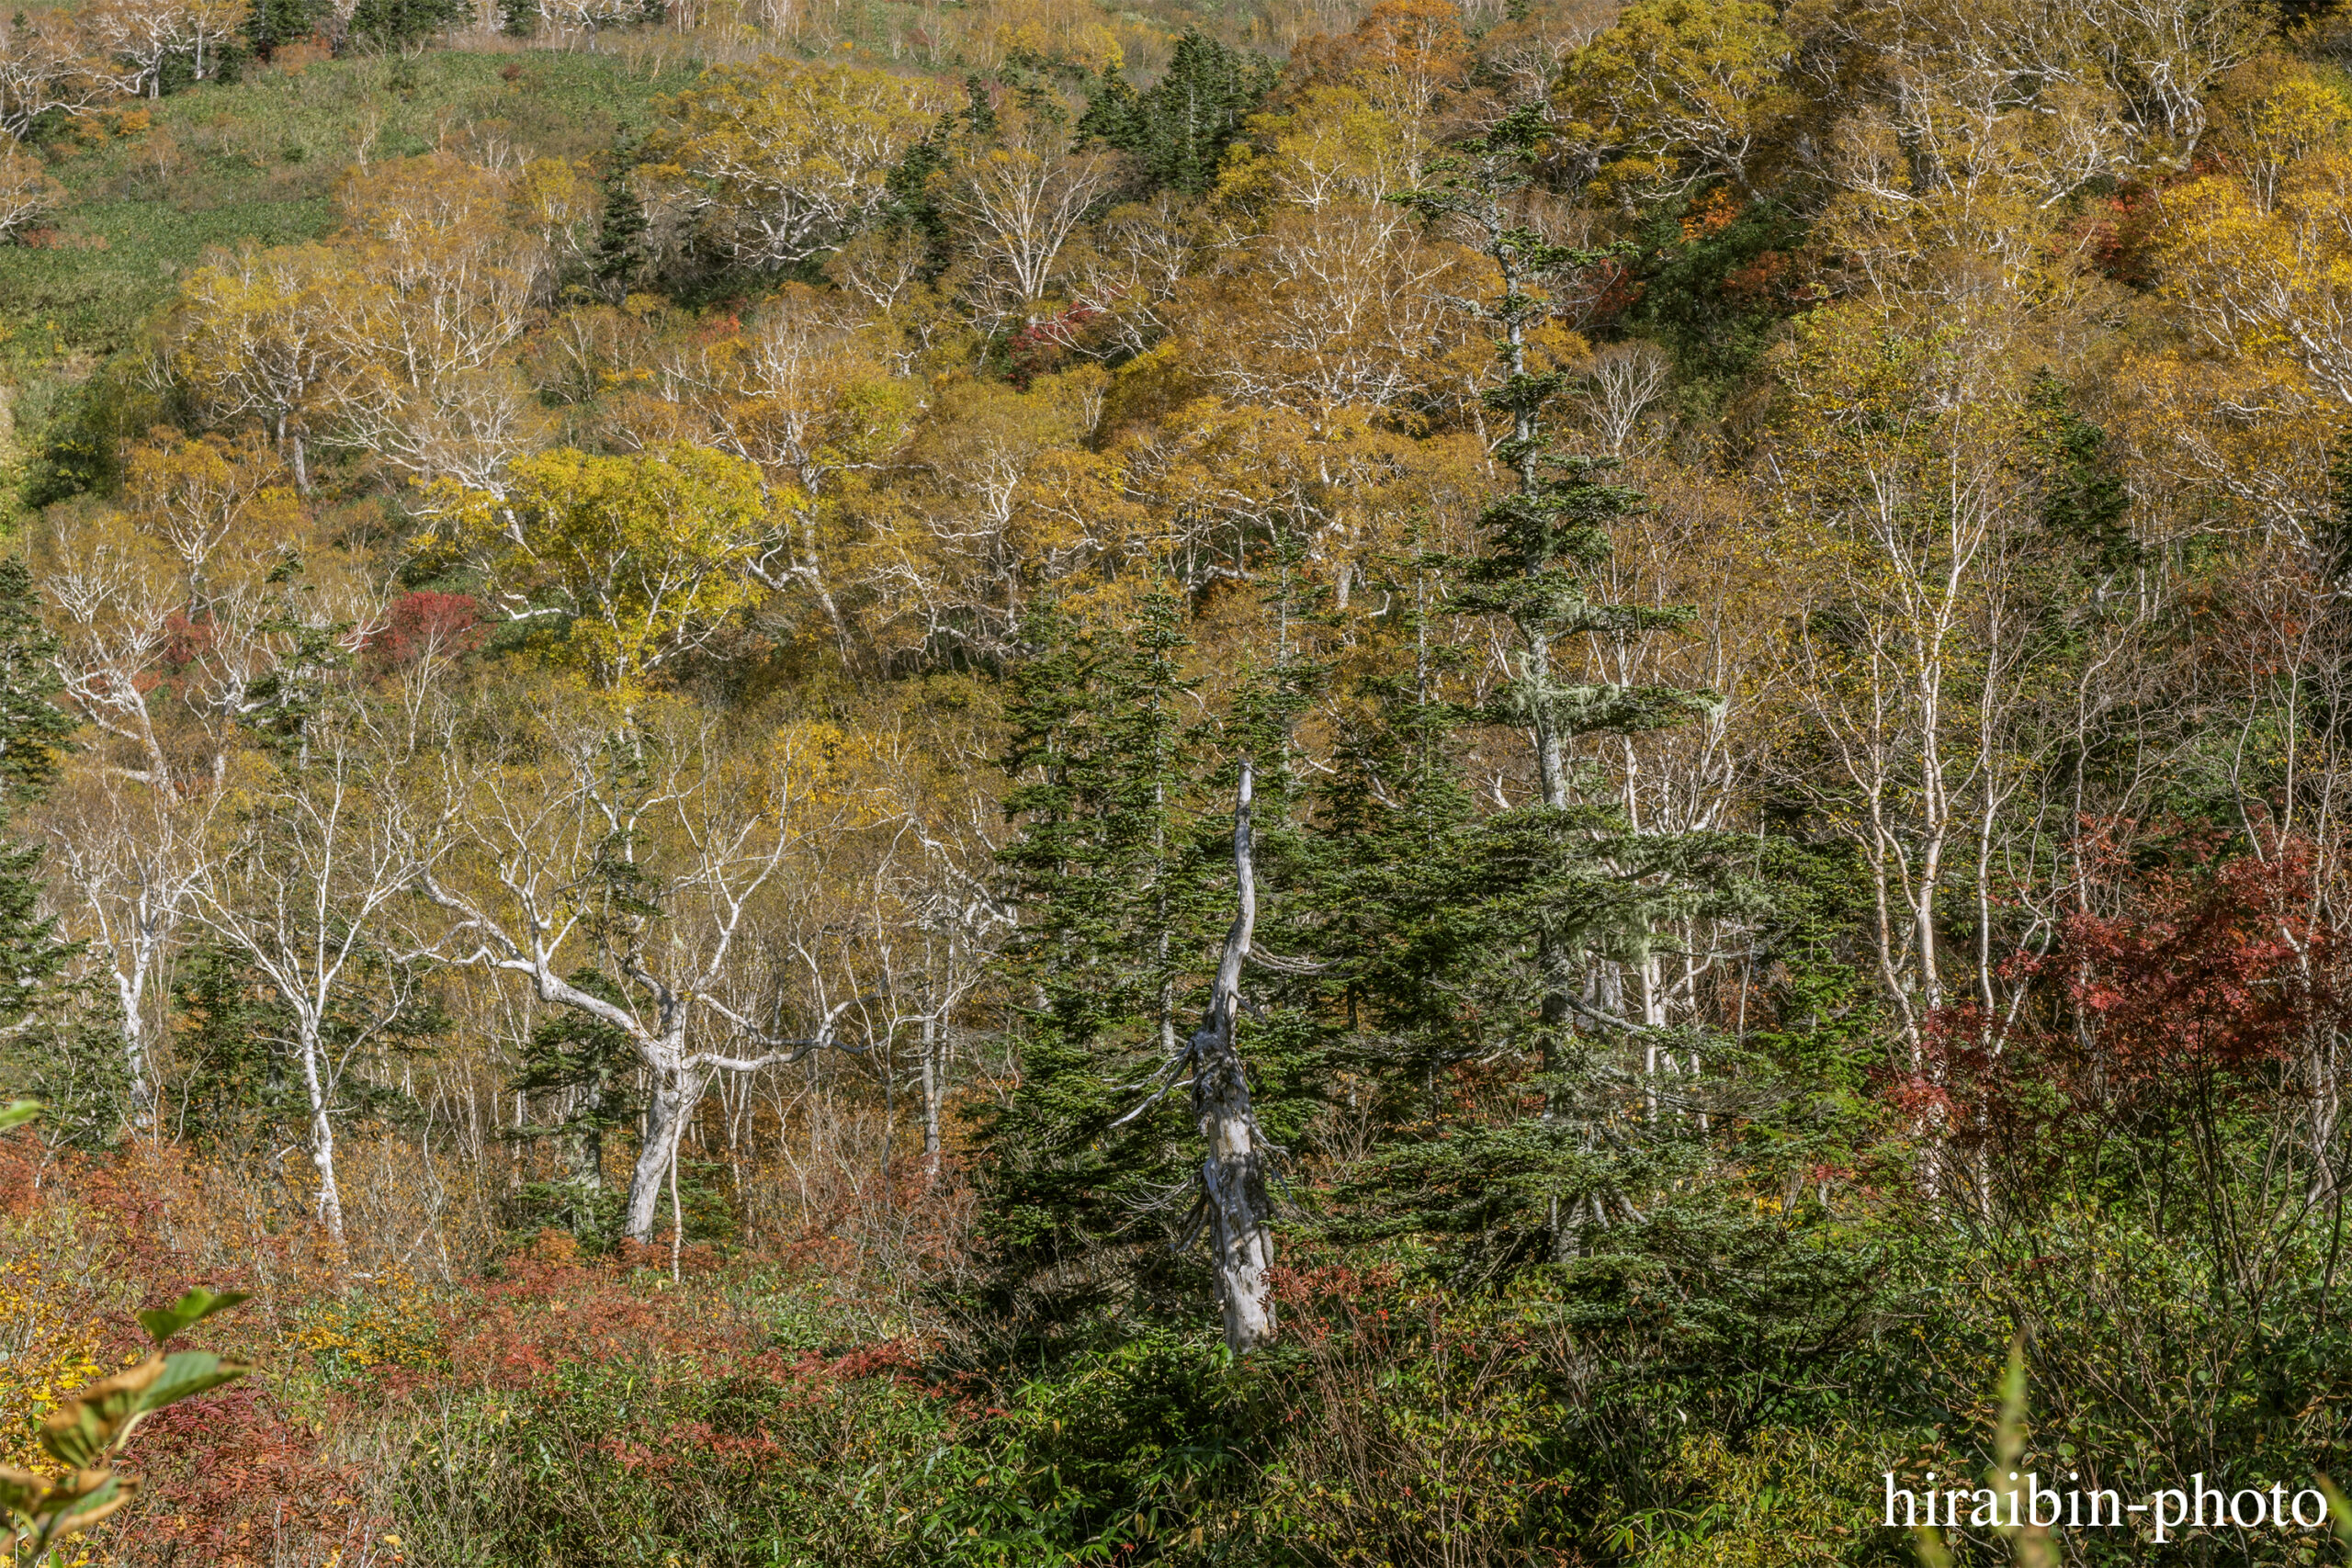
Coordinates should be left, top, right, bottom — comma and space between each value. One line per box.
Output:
136, 1287, 254, 1348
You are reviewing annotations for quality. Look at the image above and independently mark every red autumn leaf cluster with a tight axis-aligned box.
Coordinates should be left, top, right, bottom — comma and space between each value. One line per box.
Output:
1894, 839, 2340, 1147
362, 590, 487, 675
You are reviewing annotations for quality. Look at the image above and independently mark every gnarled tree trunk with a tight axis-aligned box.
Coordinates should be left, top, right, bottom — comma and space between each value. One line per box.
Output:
1193, 759, 1277, 1354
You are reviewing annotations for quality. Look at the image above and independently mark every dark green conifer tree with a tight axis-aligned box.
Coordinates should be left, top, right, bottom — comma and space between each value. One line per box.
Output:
1071, 73, 1142, 159
590, 153, 650, 303
345, 0, 467, 49
243, 0, 324, 57
879, 124, 952, 274
0, 558, 111, 1141
168, 938, 299, 1149
0, 559, 70, 803
2030, 371, 2134, 581
167, 936, 442, 1153
1267, 128, 1907, 1547
1077, 30, 1276, 195
1295, 544, 1487, 1125
237, 581, 351, 760
1378, 105, 1743, 1274
507, 968, 644, 1240
962, 74, 1000, 141
973, 595, 1231, 1340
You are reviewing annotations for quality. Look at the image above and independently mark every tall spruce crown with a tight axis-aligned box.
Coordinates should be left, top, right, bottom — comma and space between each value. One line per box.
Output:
1390, 105, 1714, 804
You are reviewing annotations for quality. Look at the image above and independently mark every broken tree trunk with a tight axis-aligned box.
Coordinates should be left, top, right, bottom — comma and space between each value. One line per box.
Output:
1192, 758, 1278, 1354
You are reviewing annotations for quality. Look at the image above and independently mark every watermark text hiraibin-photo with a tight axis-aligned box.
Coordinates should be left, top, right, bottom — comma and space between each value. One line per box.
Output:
1885, 1472, 2332, 1544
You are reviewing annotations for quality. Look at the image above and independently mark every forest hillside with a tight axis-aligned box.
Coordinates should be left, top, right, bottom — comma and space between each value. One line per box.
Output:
0, 0, 2345, 1561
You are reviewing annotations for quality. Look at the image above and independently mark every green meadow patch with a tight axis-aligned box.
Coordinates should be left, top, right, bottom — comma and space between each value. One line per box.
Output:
0, 48, 668, 356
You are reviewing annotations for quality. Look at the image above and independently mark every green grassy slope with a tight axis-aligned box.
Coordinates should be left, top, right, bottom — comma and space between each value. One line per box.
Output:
0, 49, 670, 357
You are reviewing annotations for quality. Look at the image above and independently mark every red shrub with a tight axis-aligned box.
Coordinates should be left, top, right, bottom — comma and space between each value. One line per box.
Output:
363, 591, 486, 674
122, 1382, 381, 1567
1898, 836, 2337, 1154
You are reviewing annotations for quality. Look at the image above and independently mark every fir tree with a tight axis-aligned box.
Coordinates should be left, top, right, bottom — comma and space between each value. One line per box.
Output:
973, 596, 1228, 1340
169, 938, 300, 1149
167, 937, 441, 1155
0, 558, 72, 803
1299, 543, 1487, 1124
1077, 30, 1276, 196
243, 0, 325, 57
2030, 371, 2134, 581
1380, 105, 1746, 1274
590, 152, 650, 303
961, 74, 999, 141
508, 967, 644, 1241
1393, 107, 1704, 813
880, 124, 951, 271
235, 575, 353, 761
1071, 73, 1142, 161
0, 558, 111, 1141
345, 0, 468, 49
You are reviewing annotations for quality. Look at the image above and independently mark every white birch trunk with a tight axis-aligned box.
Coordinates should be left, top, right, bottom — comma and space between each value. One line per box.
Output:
1193, 760, 1276, 1354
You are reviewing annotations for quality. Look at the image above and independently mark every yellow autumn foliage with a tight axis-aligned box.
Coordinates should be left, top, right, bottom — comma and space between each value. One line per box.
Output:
430, 442, 774, 694
0, 1252, 106, 1472
289, 1274, 444, 1376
